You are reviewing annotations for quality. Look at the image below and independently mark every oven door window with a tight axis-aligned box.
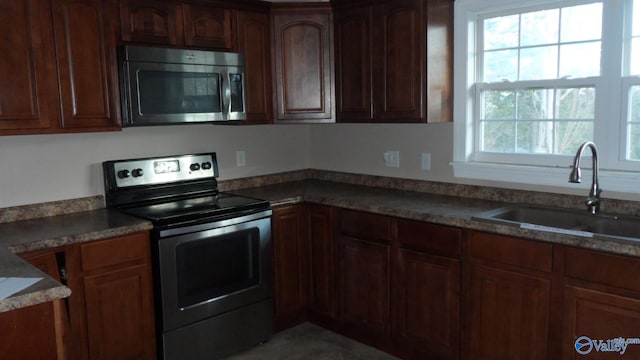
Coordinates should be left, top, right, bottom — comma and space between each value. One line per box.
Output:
175, 228, 260, 308
137, 70, 221, 115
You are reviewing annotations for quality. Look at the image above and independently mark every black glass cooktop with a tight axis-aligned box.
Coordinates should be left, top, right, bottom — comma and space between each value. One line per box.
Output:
120, 192, 269, 225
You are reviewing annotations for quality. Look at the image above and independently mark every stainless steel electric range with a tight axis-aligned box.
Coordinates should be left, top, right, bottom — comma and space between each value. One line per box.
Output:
103, 153, 273, 360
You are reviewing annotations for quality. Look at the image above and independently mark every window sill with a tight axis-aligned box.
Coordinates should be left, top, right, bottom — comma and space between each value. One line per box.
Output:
450, 161, 640, 195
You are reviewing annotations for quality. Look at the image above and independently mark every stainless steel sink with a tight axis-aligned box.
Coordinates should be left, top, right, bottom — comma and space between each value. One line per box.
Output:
472, 205, 640, 241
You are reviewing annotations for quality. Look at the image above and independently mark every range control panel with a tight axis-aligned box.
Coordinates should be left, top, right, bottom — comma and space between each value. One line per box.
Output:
107, 153, 219, 188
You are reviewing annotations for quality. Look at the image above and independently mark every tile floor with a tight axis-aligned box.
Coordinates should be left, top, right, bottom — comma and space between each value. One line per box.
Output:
226, 322, 401, 360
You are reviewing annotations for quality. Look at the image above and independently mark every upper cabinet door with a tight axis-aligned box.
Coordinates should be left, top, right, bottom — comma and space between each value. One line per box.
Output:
373, 0, 424, 122
0, 0, 59, 132
236, 10, 273, 124
120, 0, 178, 45
334, 6, 373, 122
272, 6, 335, 123
52, 0, 121, 130
182, 4, 234, 50
334, 0, 453, 123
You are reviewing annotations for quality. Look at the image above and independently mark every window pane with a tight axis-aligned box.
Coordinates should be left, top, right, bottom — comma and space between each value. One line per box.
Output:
484, 15, 519, 50
557, 87, 596, 119
483, 90, 516, 119
484, 50, 518, 82
517, 89, 554, 120
559, 42, 601, 78
481, 121, 515, 152
516, 121, 553, 154
520, 46, 558, 80
630, 86, 640, 122
521, 9, 558, 47
634, 0, 640, 36
627, 86, 640, 160
560, 3, 602, 42
628, 124, 640, 160
555, 121, 594, 155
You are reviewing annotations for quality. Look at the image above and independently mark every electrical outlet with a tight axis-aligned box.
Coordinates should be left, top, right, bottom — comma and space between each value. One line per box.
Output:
384, 151, 400, 168
421, 153, 431, 171
236, 150, 246, 167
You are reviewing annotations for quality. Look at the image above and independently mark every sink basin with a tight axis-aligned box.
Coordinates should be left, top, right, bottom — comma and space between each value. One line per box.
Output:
472, 205, 640, 241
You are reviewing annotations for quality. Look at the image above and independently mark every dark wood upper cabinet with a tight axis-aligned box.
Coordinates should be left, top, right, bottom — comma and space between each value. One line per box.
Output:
334, 0, 453, 123
0, 0, 60, 133
236, 9, 273, 124
334, 6, 372, 122
271, 4, 335, 123
53, 0, 121, 130
373, 0, 424, 122
119, 0, 234, 50
119, 0, 178, 45
182, 4, 234, 49
0, 0, 120, 135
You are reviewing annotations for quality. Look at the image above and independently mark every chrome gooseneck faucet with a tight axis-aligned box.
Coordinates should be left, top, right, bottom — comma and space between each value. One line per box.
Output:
569, 141, 602, 214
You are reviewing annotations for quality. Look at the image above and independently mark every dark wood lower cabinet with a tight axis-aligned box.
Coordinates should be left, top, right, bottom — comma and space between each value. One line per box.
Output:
4, 250, 67, 359
396, 249, 460, 360
561, 246, 640, 360
307, 204, 336, 320
12, 232, 156, 360
467, 264, 551, 360
272, 205, 311, 330
339, 236, 390, 336
270, 207, 640, 360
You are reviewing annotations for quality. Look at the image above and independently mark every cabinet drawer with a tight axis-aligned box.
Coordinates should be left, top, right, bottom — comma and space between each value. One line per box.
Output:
468, 231, 552, 272
564, 247, 640, 292
339, 209, 391, 243
80, 232, 149, 273
397, 219, 461, 257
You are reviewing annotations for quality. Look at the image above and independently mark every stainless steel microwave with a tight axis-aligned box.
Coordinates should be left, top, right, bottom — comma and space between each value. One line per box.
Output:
119, 45, 246, 126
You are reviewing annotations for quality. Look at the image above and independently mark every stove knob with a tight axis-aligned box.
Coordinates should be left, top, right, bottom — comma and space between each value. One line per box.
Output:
190, 163, 201, 171
201, 162, 212, 170
132, 168, 144, 177
117, 170, 130, 179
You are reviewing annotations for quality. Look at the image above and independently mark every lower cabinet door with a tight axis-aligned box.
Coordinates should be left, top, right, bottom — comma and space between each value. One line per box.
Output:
467, 264, 551, 360
83, 265, 156, 360
0, 301, 60, 359
563, 285, 640, 359
396, 248, 460, 360
339, 236, 390, 336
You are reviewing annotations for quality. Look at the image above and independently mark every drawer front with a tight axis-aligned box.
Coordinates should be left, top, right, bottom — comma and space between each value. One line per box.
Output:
339, 209, 391, 243
468, 231, 553, 272
564, 247, 640, 292
80, 232, 149, 273
397, 219, 462, 257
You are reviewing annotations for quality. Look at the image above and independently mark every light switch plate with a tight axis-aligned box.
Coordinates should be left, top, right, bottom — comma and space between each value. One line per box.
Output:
236, 150, 246, 167
384, 151, 400, 168
421, 153, 431, 171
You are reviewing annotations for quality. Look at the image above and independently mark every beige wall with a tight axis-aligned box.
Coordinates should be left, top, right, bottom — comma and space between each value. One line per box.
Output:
1, 121, 634, 208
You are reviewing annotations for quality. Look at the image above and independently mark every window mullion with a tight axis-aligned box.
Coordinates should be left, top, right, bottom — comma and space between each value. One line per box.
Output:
598, 0, 625, 168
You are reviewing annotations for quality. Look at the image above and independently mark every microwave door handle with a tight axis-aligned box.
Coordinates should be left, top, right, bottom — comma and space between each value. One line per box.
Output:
221, 71, 231, 120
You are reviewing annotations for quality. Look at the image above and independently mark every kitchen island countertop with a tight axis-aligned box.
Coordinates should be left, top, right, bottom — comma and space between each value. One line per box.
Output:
0, 208, 152, 311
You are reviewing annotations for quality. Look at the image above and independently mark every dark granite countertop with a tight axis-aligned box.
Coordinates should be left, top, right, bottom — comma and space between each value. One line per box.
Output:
0, 209, 152, 312
231, 179, 640, 258
3, 176, 640, 312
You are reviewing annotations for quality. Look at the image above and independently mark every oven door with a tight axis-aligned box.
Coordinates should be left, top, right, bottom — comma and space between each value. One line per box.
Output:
157, 210, 272, 331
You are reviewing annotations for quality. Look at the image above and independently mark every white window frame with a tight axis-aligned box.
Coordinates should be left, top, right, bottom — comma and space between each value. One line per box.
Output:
452, 0, 640, 194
